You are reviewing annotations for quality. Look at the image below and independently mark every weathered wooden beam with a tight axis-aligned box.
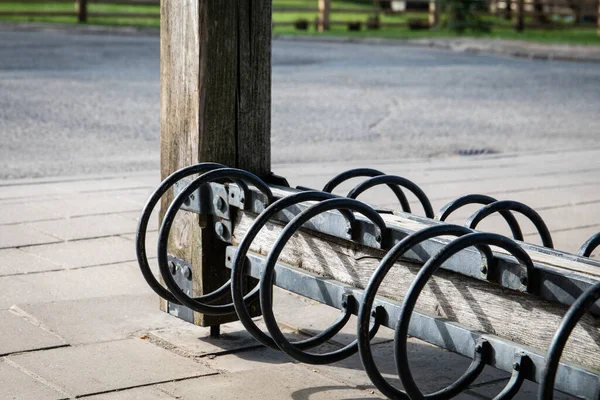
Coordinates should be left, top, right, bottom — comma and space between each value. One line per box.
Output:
160, 0, 271, 326
231, 208, 600, 372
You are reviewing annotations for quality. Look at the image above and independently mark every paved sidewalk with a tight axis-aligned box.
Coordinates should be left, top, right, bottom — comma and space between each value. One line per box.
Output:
1, 149, 598, 399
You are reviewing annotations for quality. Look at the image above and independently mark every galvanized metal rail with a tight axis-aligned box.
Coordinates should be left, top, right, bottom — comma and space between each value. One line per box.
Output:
136, 164, 600, 400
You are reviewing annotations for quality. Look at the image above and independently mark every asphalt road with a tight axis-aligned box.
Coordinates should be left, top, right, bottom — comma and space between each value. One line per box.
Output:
1, 27, 599, 179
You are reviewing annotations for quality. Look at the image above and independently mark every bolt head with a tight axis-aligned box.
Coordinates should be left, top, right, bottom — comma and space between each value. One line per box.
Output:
475, 344, 483, 353
375, 234, 382, 243
215, 221, 225, 237
183, 266, 192, 280
169, 261, 177, 275
480, 266, 488, 274
342, 301, 348, 308
513, 362, 520, 371
213, 196, 225, 212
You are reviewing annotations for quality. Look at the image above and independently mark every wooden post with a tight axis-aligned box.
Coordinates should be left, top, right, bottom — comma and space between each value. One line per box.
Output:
429, 0, 440, 27
504, 0, 512, 19
514, 0, 525, 31
75, 0, 87, 23
160, 0, 271, 326
318, 0, 331, 31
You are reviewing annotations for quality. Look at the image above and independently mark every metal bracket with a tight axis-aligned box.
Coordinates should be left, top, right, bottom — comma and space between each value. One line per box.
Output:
166, 256, 194, 323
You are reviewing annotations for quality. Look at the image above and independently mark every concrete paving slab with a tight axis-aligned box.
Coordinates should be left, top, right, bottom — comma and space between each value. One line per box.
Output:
20, 236, 136, 268
0, 248, 61, 276
300, 339, 506, 395
86, 386, 174, 400
202, 346, 295, 373
0, 224, 61, 249
159, 364, 383, 399
25, 214, 136, 241
148, 322, 263, 359
0, 202, 60, 225
0, 359, 66, 400
8, 339, 216, 398
50, 178, 154, 195
120, 208, 159, 232
121, 230, 158, 259
15, 294, 191, 346
32, 193, 143, 218
0, 310, 66, 356
466, 376, 576, 399
0, 183, 64, 201
0, 261, 152, 309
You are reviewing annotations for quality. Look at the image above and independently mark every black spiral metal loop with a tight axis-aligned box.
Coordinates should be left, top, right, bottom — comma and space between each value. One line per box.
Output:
138, 165, 600, 400
578, 232, 600, 258
347, 175, 435, 218
395, 232, 535, 400
259, 197, 388, 365
436, 194, 524, 241
538, 282, 600, 400
136, 162, 226, 305
322, 168, 411, 212
466, 200, 554, 249
357, 224, 493, 400
231, 190, 357, 350
157, 167, 274, 315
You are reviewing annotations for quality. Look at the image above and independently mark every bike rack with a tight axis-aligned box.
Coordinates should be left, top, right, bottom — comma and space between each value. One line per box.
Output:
136, 164, 600, 400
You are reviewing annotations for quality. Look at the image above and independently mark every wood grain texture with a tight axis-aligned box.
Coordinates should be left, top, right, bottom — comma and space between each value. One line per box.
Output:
160, 0, 271, 325
232, 211, 600, 372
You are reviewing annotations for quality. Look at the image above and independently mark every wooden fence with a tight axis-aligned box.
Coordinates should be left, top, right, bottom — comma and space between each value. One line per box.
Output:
0, 0, 598, 33
273, 0, 600, 33
0, 0, 160, 23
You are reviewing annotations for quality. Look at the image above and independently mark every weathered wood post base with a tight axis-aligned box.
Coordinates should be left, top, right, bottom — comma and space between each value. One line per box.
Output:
160, 0, 271, 326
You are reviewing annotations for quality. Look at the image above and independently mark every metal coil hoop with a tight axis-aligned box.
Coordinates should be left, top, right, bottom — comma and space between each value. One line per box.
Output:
259, 198, 388, 365
231, 191, 357, 349
538, 282, 600, 400
577, 232, 600, 258
157, 168, 275, 316
357, 224, 493, 400
466, 200, 554, 249
136, 162, 226, 305
395, 233, 535, 400
436, 194, 524, 241
322, 168, 411, 213
347, 175, 435, 218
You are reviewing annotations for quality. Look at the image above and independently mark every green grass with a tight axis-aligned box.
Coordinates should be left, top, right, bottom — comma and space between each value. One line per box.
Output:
0, 1, 599, 45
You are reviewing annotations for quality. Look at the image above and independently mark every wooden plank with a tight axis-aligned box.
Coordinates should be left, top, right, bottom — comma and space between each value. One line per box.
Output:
160, 0, 271, 326
232, 210, 600, 372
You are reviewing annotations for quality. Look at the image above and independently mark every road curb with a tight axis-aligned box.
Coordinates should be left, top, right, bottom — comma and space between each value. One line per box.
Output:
274, 34, 600, 63
0, 21, 159, 36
